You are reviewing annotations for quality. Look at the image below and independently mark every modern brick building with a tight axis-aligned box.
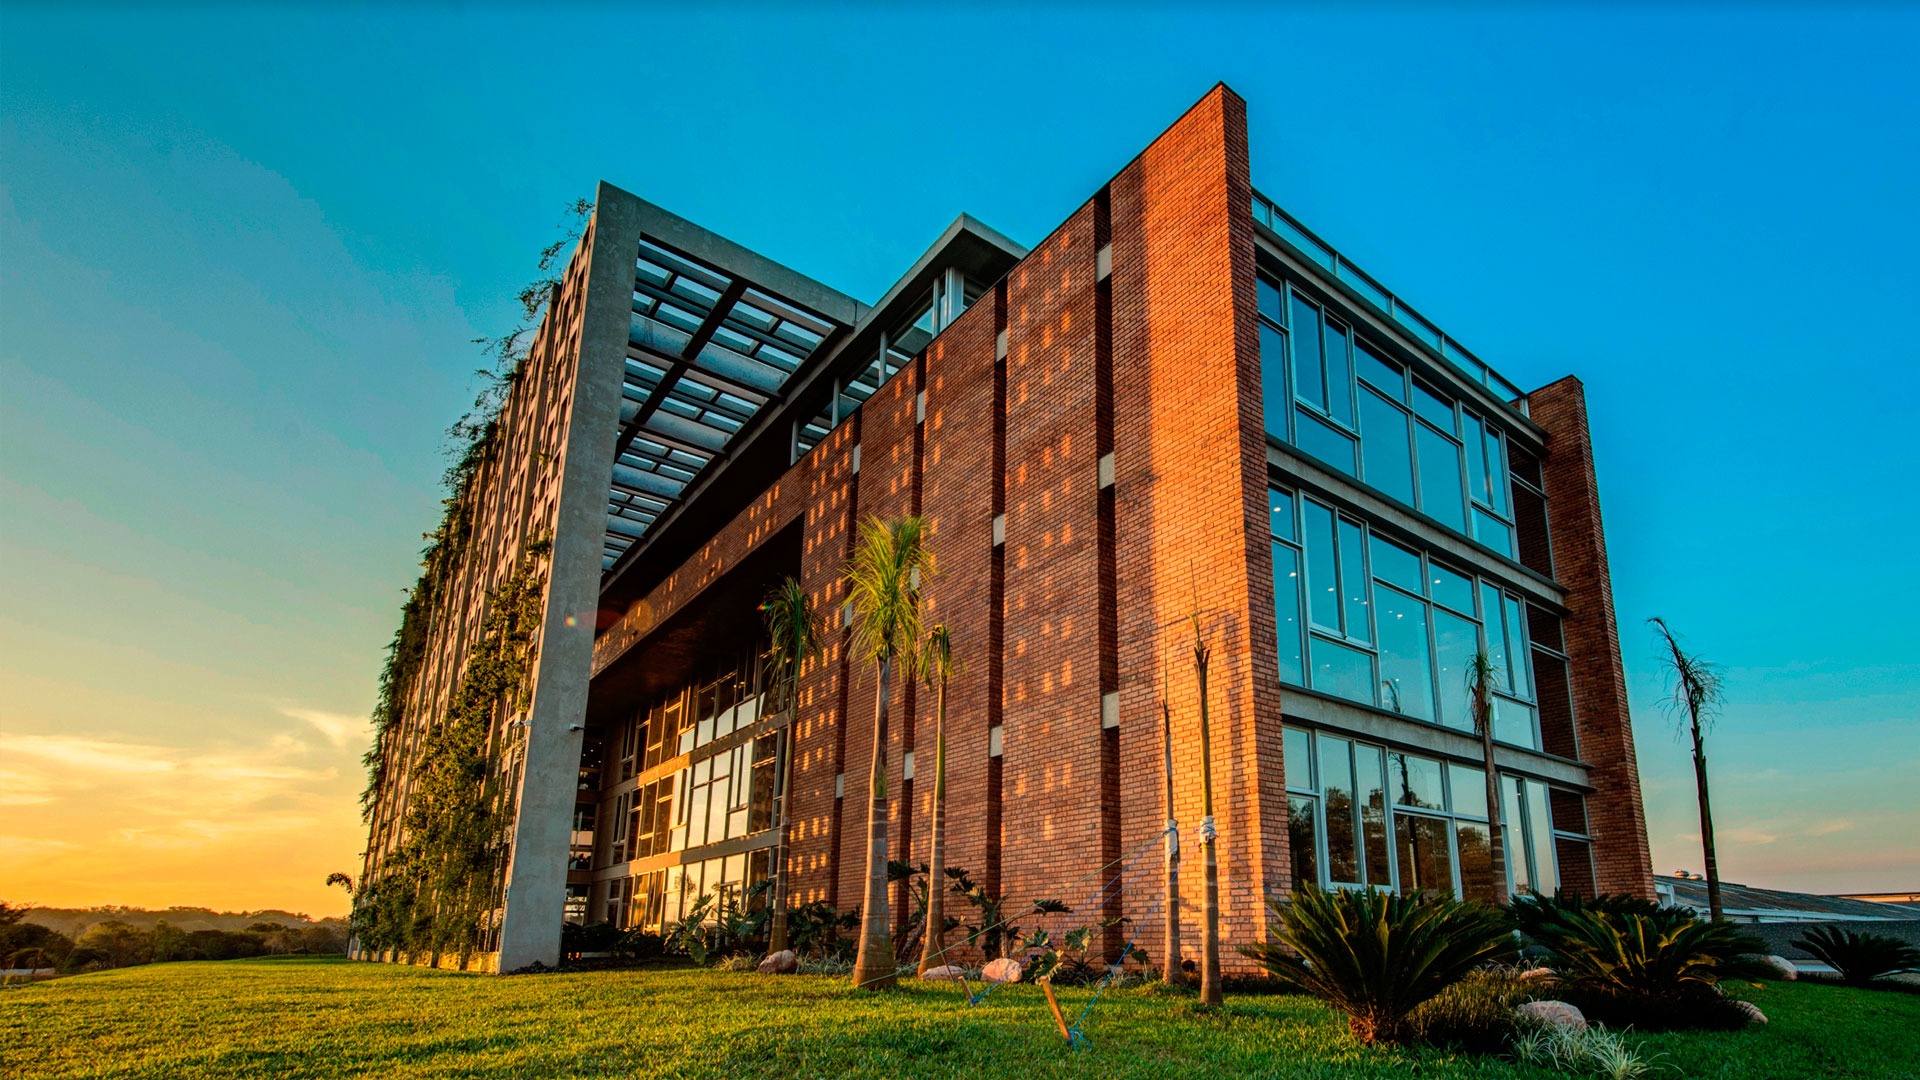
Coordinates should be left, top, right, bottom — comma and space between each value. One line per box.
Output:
357, 84, 1655, 973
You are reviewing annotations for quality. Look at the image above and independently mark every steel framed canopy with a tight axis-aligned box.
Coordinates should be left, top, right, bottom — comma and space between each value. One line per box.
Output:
603, 236, 846, 570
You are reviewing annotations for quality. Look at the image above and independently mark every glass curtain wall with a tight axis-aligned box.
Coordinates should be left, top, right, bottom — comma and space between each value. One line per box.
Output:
596, 650, 786, 931
1282, 727, 1581, 901
1257, 274, 1532, 558
1270, 486, 1545, 750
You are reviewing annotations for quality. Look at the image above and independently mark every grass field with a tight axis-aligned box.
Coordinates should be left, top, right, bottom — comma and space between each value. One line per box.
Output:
4, 957, 1917, 1079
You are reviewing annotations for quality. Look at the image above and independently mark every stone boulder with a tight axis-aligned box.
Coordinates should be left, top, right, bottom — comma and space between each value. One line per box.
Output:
919, 964, 968, 981
982, 957, 1023, 984
1755, 955, 1798, 981
1518, 966, 1557, 983
1515, 1000, 1587, 1032
757, 950, 798, 975
1730, 1000, 1767, 1026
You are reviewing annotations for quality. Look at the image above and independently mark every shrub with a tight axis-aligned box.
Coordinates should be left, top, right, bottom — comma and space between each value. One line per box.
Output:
1794, 926, 1920, 988
1515, 895, 1763, 1030
1238, 886, 1511, 1045
1406, 965, 1542, 1053
1513, 1025, 1665, 1079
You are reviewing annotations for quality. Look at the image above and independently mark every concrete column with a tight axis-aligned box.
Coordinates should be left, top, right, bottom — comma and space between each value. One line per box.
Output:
496, 183, 638, 971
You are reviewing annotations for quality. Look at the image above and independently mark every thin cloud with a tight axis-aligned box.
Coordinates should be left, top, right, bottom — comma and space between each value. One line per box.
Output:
276, 703, 369, 749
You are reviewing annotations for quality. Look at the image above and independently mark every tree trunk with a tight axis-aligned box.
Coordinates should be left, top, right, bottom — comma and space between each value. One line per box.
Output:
1196, 648, 1222, 1007
767, 700, 796, 955
1161, 700, 1182, 986
917, 675, 949, 975
851, 657, 896, 989
1691, 715, 1723, 921
1478, 682, 1507, 904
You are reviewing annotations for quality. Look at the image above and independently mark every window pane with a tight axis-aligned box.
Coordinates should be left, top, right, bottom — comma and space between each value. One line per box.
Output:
1389, 752, 1445, 810
1473, 509, 1513, 558
1482, 583, 1510, 689
1355, 339, 1404, 399
1284, 726, 1314, 791
1310, 636, 1374, 705
1376, 588, 1435, 722
1368, 535, 1423, 594
1413, 380, 1455, 433
1396, 813, 1455, 897
1338, 519, 1370, 642
1448, 762, 1488, 820
1324, 321, 1353, 426
1495, 698, 1539, 750
1433, 609, 1480, 732
1289, 796, 1321, 890
1303, 501, 1340, 630
1464, 413, 1492, 508
1268, 487, 1295, 541
1504, 596, 1533, 699
1359, 388, 1415, 506
1272, 542, 1305, 686
1456, 822, 1497, 904
1318, 733, 1357, 884
1484, 427, 1509, 515
1296, 408, 1357, 476
1502, 776, 1528, 895
1258, 276, 1284, 323
1416, 423, 1466, 531
1355, 743, 1390, 886
1261, 323, 1290, 439
1527, 780, 1559, 896
1430, 562, 1475, 614
1290, 293, 1325, 408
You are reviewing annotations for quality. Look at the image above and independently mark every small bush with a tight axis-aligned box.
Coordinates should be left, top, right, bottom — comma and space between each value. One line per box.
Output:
1794, 927, 1920, 988
1513, 1024, 1665, 1079
1238, 886, 1511, 1045
1516, 892, 1765, 1030
712, 953, 758, 972
1407, 965, 1542, 1053
797, 955, 854, 976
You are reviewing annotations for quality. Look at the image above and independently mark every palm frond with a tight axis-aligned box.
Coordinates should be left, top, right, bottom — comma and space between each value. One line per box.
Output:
844, 515, 934, 676
1649, 617, 1724, 733
922, 623, 960, 686
762, 576, 823, 713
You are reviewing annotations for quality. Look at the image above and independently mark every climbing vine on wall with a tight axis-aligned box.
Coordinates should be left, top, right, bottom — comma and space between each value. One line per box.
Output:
353, 539, 551, 958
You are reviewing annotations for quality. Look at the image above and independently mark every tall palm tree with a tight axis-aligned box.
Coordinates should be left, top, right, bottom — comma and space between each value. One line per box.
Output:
916, 624, 959, 975
1651, 617, 1726, 922
844, 515, 932, 990
761, 576, 824, 956
1467, 649, 1508, 904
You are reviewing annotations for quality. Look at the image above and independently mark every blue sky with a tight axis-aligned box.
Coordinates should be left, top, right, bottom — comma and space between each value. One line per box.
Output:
3, 5, 1915, 914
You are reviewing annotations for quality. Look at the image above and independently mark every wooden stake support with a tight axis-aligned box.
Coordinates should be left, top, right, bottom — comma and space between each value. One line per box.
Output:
1041, 980, 1072, 1045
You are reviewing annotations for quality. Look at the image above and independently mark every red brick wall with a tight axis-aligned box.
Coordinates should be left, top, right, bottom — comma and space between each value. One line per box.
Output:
1527, 376, 1656, 899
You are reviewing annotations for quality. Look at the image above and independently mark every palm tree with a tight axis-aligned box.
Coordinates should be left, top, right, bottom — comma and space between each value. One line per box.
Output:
762, 576, 824, 956
1467, 649, 1508, 904
844, 515, 932, 990
916, 624, 958, 975
1192, 614, 1222, 1007
1651, 617, 1726, 922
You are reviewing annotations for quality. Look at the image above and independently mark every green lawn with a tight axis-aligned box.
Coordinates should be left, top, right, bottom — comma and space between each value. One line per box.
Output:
3, 957, 1916, 1079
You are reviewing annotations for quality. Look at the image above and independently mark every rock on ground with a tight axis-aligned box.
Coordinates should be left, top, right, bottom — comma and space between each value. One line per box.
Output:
1730, 999, 1768, 1025
982, 957, 1023, 984
1756, 955, 1798, 980
757, 950, 797, 975
919, 964, 968, 981
1515, 999, 1587, 1032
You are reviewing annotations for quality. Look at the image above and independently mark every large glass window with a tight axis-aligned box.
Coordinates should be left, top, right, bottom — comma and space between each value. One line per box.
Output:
1319, 732, 1358, 884
1359, 387, 1415, 505
1375, 586, 1434, 722
1415, 423, 1467, 532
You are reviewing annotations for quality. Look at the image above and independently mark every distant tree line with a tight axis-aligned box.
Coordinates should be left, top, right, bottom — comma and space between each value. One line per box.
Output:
2, 901, 347, 975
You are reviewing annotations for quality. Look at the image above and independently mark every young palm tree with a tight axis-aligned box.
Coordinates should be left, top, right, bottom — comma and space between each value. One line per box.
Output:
916, 624, 959, 975
1192, 614, 1222, 1007
1651, 617, 1726, 922
844, 515, 932, 990
1467, 649, 1508, 904
761, 576, 824, 956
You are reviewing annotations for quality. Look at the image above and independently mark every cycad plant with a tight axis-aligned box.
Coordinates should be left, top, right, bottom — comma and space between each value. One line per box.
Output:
1794, 926, 1920, 987
1522, 898, 1764, 1026
844, 515, 932, 990
917, 624, 959, 975
761, 576, 824, 957
1239, 886, 1511, 1045
1467, 649, 1508, 903
1650, 618, 1727, 922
